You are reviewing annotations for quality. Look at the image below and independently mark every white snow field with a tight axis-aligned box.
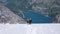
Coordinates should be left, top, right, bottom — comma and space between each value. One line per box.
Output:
0, 24, 60, 34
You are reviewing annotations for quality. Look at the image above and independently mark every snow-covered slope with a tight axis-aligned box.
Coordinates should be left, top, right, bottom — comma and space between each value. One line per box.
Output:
0, 5, 26, 24
0, 24, 60, 34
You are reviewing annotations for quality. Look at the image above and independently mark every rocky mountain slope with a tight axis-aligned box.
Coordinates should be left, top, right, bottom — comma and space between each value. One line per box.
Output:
4, 0, 60, 17
0, 0, 60, 23
0, 5, 26, 24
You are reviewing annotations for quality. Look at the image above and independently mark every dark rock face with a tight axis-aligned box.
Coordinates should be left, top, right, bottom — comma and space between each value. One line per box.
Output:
0, 5, 26, 24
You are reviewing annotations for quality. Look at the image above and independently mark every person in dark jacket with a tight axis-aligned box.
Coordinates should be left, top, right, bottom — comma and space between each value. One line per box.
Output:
29, 18, 32, 24
27, 18, 32, 24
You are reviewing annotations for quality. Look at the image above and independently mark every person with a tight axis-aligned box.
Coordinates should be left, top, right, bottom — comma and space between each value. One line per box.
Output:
27, 18, 32, 24
27, 19, 29, 24
29, 18, 32, 24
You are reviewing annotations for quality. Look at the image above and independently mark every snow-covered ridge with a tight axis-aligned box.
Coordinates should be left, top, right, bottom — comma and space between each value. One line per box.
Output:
0, 5, 26, 24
